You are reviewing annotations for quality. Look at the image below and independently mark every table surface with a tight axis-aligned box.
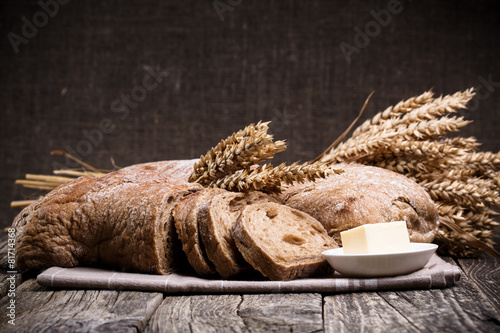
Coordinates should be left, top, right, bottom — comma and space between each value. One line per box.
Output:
0, 233, 498, 333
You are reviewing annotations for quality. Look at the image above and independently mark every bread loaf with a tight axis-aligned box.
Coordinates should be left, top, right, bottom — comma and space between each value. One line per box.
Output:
233, 202, 338, 281
281, 164, 439, 245
198, 191, 275, 278
173, 188, 225, 276
13, 167, 202, 274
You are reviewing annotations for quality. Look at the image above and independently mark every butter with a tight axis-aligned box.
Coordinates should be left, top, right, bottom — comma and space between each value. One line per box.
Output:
340, 221, 411, 254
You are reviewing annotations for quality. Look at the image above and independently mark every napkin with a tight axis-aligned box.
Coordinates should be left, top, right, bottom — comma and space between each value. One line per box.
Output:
37, 254, 461, 294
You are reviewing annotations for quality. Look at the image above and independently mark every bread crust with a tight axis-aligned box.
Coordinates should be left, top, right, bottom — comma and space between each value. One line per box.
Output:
119, 159, 197, 181
281, 164, 439, 245
13, 167, 202, 274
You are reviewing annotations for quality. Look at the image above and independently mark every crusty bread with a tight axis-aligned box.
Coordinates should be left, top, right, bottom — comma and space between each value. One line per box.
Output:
13, 167, 202, 274
119, 159, 197, 182
280, 163, 439, 245
233, 202, 338, 281
173, 188, 225, 276
198, 191, 275, 278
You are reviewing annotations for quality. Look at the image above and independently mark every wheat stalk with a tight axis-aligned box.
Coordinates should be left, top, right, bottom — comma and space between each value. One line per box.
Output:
209, 162, 342, 193
189, 121, 286, 185
190, 120, 342, 193
317, 88, 500, 257
11, 154, 109, 208
351, 90, 435, 138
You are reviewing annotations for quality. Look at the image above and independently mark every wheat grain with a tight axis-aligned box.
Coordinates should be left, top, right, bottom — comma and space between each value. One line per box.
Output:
319, 88, 500, 257
189, 121, 286, 184
209, 162, 341, 193
352, 90, 435, 138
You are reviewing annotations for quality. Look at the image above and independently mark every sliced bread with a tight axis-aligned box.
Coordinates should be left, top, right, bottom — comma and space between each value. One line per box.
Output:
199, 191, 275, 278
233, 202, 338, 281
173, 188, 225, 276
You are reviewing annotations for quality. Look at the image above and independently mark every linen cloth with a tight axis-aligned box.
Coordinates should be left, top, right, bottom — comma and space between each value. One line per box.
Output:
37, 254, 461, 294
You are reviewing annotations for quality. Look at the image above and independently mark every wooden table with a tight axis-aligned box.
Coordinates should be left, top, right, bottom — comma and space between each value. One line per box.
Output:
0, 233, 498, 332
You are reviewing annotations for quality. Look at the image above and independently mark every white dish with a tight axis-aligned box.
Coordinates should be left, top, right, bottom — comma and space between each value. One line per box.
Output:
322, 243, 438, 278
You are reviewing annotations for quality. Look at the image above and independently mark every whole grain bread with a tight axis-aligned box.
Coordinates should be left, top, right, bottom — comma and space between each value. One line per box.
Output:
233, 202, 338, 281
198, 191, 275, 278
172, 188, 225, 276
281, 163, 439, 245
12, 167, 203, 274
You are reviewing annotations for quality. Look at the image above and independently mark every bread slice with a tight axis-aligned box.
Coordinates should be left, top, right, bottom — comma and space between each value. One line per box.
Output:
233, 202, 338, 281
173, 188, 225, 276
199, 191, 275, 278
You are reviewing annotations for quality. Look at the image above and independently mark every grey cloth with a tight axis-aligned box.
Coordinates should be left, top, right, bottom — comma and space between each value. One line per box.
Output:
37, 254, 460, 294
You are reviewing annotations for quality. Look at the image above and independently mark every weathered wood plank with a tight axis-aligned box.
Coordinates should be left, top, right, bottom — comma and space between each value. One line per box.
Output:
238, 293, 323, 332
325, 257, 500, 333
0, 278, 163, 332
145, 294, 246, 333
146, 293, 324, 333
457, 256, 500, 310
324, 292, 419, 333
374, 273, 500, 333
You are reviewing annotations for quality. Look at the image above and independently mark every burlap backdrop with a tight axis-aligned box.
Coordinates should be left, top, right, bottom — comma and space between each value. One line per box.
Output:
1, 0, 499, 231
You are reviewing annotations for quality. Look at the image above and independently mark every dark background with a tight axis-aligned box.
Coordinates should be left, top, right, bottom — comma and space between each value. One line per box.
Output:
1, 0, 499, 230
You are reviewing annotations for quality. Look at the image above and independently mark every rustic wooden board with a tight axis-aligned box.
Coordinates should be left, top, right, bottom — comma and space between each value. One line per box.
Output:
375, 273, 500, 333
326, 283, 500, 333
145, 293, 324, 333
145, 294, 245, 333
324, 292, 419, 333
325, 257, 500, 333
238, 293, 324, 332
0, 278, 163, 332
457, 256, 500, 310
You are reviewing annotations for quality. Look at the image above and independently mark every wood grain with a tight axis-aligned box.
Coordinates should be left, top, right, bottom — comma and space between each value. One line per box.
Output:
324, 292, 419, 333
146, 293, 324, 332
0, 278, 163, 332
238, 293, 323, 332
457, 257, 500, 310
145, 294, 245, 333
375, 273, 500, 333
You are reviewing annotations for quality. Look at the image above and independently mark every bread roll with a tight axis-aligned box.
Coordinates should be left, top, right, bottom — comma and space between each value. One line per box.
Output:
13, 167, 202, 274
233, 202, 338, 281
281, 164, 439, 245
